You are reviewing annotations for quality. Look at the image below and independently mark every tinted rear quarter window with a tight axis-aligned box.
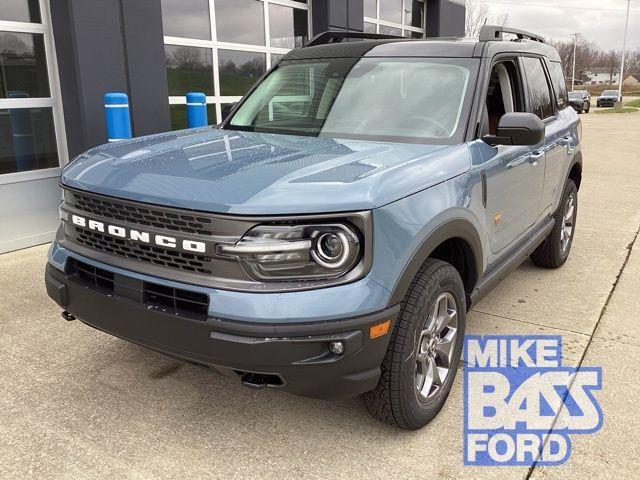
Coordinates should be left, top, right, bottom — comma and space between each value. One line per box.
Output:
522, 57, 554, 119
547, 61, 568, 110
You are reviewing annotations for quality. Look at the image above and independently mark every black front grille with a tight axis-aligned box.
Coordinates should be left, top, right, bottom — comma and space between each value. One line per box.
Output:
73, 228, 213, 275
71, 191, 215, 236
67, 258, 209, 320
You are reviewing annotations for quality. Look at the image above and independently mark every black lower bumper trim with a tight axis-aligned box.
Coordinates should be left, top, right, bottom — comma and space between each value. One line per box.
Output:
46, 263, 399, 400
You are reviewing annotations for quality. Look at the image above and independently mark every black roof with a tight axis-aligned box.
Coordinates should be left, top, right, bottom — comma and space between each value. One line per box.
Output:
282, 26, 560, 63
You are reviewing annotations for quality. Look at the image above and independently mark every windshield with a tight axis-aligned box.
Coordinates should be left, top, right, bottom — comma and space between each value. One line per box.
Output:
602, 90, 618, 96
568, 91, 582, 98
226, 57, 478, 144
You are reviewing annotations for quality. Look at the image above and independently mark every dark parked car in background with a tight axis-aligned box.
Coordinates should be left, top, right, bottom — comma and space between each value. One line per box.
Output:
569, 90, 590, 113
597, 90, 621, 108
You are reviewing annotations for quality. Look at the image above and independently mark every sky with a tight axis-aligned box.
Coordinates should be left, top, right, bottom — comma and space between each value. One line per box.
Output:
475, 0, 640, 51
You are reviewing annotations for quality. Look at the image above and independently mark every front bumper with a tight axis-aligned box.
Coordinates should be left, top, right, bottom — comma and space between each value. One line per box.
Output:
45, 262, 399, 400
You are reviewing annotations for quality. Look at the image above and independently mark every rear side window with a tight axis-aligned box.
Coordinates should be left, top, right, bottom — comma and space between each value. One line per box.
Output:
547, 61, 568, 109
522, 57, 554, 119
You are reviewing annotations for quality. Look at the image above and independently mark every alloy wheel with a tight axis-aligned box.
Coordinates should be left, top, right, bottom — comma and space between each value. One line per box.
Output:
415, 292, 458, 401
560, 193, 576, 254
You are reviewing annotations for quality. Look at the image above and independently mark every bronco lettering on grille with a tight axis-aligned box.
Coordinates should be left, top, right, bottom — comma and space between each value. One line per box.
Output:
70, 214, 207, 253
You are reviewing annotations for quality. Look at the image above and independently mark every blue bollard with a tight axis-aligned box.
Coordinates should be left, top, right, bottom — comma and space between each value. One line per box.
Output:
104, 92, 132, 141
186, 92, 208, 128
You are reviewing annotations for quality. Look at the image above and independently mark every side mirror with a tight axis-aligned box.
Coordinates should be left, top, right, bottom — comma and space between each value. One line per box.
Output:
482, 112, 545, 146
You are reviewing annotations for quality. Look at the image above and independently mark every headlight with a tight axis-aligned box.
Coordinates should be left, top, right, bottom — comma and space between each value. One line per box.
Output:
217, 223, 362, 282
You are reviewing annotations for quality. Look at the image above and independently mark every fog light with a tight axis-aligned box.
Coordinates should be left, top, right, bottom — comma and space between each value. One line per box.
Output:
329, 340, 345, 355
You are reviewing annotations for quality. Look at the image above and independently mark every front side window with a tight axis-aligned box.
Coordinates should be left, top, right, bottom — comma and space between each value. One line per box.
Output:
522, 57, 554, 119
227, 57, 477, 144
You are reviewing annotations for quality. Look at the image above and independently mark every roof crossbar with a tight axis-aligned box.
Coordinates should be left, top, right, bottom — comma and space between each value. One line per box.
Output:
479, 25, 545, 44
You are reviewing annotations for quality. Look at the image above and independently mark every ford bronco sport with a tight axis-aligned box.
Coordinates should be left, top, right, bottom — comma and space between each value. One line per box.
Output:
46, 26, 582, 430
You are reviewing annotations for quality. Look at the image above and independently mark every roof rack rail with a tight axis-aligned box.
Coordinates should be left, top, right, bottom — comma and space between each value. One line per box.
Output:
305, 31, 402, 47
479, 25, 545, 44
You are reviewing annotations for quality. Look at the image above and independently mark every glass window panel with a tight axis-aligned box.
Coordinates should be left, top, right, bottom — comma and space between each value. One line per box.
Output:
410, 30, 424, 39
160, 0, 211, 40
269, 4, 308, 49
230, 58, 474, 142
169, 104, 187, 130
215, 0, 265, 46
218, 50, 266, 96
379, 25, 402, 36
405, 1, 424, 29
364, 22, 377, 34
1, 0, 41, 23
522, 57, 553, 119
548, 61, 568, 109
165, 45, 214, 96
364, 0, 377, 18
170, 104, 217, 130
0, 107, 58, 174
271, 53, 284, 67
379, 0, 402, 24
0, 32, 50, 99
221, 103, 237, 121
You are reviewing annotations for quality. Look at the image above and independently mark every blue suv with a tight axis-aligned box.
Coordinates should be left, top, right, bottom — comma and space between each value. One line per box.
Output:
46, 27, 582, 429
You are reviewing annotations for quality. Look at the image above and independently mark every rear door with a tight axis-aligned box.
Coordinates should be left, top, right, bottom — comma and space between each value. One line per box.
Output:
541, 60, 575, 216
522, 58, 572, 218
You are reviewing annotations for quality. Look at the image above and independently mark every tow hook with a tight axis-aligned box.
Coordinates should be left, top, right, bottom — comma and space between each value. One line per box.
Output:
61, 311, 76, 321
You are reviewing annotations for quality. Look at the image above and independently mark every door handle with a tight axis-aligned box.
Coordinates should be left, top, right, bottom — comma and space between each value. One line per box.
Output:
559, 135, 572, 146
528, 151, 544, 166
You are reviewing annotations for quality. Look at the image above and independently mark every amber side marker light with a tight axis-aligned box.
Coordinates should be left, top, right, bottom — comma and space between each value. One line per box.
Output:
370, 320, 392, 339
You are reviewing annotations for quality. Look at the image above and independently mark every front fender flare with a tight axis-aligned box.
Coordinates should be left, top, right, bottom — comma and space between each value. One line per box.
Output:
388, 217, 484, 306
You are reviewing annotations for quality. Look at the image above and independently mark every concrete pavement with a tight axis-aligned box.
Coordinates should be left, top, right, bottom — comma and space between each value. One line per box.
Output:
1, 111, 639, 479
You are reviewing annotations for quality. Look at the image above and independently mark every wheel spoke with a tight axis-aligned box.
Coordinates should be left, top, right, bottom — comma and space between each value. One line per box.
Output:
429, 356, 443, 387
435, 329, 456, 366
415, 353, 429, 392
564, 196, 575, 224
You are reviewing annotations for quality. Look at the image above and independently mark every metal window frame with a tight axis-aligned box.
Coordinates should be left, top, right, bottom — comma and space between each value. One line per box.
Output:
364, 0, 426, 38
0, 0, 68, 185
164, 0, 312, 123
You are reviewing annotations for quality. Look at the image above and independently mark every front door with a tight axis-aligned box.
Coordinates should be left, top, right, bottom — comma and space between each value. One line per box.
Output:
481, 59, 546, 255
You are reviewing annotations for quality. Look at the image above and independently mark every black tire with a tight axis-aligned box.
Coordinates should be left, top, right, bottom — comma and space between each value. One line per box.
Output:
585, 104, 590, 113
578, 106, 584, 114
530, 179, 578, 269
362, 259, 466, 430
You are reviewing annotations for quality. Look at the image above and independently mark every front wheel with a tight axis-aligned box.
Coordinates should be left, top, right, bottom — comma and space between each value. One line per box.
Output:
530, 179, 578, 269
362, 259, 466, 430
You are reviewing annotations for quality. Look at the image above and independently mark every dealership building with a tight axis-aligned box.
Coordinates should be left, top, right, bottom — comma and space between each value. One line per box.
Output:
0, 0, 466, 253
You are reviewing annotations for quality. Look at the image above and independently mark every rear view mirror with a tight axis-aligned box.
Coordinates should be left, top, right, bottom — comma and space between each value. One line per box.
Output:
482, 112, 545, 146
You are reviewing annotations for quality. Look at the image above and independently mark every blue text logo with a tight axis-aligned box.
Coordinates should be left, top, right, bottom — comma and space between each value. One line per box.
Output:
463, 335, 603, 466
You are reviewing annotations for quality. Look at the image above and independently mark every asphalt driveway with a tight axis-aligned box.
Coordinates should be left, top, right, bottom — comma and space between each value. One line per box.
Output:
1, 111, 639, 479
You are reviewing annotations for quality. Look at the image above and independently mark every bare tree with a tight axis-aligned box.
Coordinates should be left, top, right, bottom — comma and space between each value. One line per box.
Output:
465, 1, 508, 38
169, 47, 204, 70
625, 48, 640, 75
602, 50, 622, 83
551, 37, 601, 82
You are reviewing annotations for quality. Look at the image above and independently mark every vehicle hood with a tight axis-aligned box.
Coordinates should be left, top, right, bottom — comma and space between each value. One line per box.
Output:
61, 128, 470, 215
